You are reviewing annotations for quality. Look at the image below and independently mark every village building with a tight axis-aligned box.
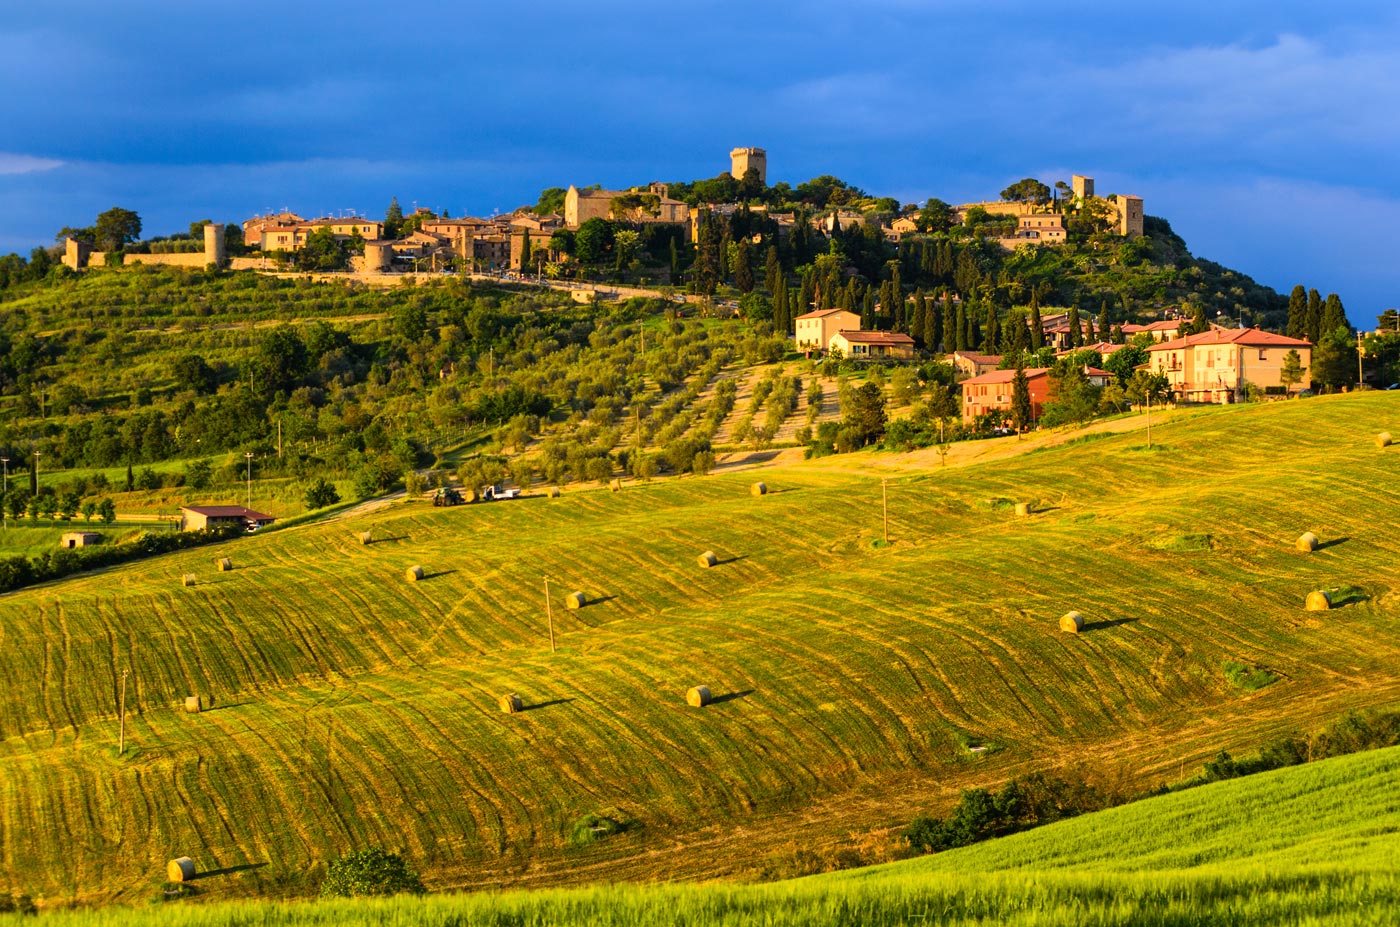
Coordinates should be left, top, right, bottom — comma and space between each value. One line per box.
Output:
564, 182, 689, 229
961, 366, 1114, 423
997, 213, 1067, 248
794, 308, 861, 351
829, 330, 916, 361
1147, 328, 1312, 402
952, 351, 1004, 379
180, 505, 276, 533
247, 215, 383, 252
60, 532, 101, 549
1121, 320, 1189, 342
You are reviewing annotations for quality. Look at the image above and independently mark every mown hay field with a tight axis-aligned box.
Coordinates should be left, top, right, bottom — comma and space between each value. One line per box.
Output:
1, 393, 1399, 904
15, 745, 1400, 925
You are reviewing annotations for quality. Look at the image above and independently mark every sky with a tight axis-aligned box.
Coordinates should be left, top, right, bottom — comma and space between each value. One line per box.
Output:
2, 1, 1396, 323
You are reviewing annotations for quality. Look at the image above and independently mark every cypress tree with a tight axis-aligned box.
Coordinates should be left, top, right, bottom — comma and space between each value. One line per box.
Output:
966, 300, 980, 351
1029, 291, 1044, 349
1097, 299, 1111, 338
861, 288, 875, 328
734, 238, 754, 292
891, 264, 904, 330
799, 273, 815, 314
125, 461, 134, 493
519, 230, 531, 271
1307, 288, 1323, 343
669, 237, 680, 280
30, 457, 38, 495
1321, 293, 1347, 335
954, 300, 968, 352
1067, 305, 1082, 349
1190, 303, 1209, 335
1011, 360, 1033, 434
765, 245, 780, 295
1286, 285, 1307, 339
981, 302, 999, 354
1084, 314, 1096, 345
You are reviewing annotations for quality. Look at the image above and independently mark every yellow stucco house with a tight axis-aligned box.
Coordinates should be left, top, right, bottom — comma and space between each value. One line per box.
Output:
795, 308, 860, 351
829, 330, 916, 360
1147, 328, 1312, 401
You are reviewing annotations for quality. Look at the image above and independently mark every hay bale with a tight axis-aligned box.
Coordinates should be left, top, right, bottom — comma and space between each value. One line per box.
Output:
697, 550, 718, 568
609, 478, 622, 492
215, 557, 233, 572
1296, 532, 1319, 552
566, 591, 586, 610
686, 685, 712, 707
547, 486, 560, 499
462, 488, 478, 503
166, 857, 195, 882
498, 693, 523, 714
751, 482, 768, 497
181, 574, 197, 587
1378, 432, 1393, 448
1306, 590, 1332, 611
358, 531, 373, 545
184, 696, 202, 714
1014, 502, 1032, 517
1059, 611, 1084, 633
405, 565, 425, 582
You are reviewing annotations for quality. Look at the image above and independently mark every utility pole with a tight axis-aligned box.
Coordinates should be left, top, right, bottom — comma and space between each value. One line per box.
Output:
882, 478, 889, 544
277, 419, 283, 459
245, 452, 253, 510
1357, 332, 1365, 389
118, 669, 130, 755
543, 577, 556, 653
1146, 391, 1153, 450
0, 457, 7, 532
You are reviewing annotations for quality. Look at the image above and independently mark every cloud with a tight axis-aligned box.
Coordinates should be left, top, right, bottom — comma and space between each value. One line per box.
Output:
0, 152, 63, 175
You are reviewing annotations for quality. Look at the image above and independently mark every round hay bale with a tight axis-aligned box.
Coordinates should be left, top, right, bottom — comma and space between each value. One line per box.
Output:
686, 685, 712, 707
405, 565, 425, 582
565, 591, 586, 610
358, 531, 373, 545
1296, 532, 1319, 552
215, 557, 233, 572
1014, 502, 1032, 517
697, 550, 718, 568
166, 857, 195, 882
498, 693, 523, 714
609, 478, 623, 492
1378, 432, 1393, 448
1059, 611, 1084, 633
181, 574, 197, 587
547, 486, 560, 499
1306, 590, 1332, 611
462, 488, 478, 503
751, 482, 768, 497
184, 696, 202, 714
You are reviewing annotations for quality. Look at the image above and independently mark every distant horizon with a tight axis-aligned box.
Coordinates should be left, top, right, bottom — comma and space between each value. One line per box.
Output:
3, 2, 1396, 323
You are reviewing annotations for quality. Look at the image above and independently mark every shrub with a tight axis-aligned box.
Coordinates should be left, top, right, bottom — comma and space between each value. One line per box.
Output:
0, 892, 37, 915
319, 848, 426, 898
304, 476, 341, 509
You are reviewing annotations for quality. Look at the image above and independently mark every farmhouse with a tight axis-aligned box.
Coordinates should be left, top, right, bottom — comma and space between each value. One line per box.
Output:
60, 532, 101, 549
794, 308, 861, 351
180, 505, 276, 533
961, 366, 1114, 422
952, 351, 1004, 379
1147, 328, 1312, 402
829, 330, 916, 360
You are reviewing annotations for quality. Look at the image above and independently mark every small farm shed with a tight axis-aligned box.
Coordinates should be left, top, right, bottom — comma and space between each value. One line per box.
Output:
60, 532, 101, 549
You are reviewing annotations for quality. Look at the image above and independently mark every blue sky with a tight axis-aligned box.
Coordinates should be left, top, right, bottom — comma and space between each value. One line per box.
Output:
2, 1, 1396, 322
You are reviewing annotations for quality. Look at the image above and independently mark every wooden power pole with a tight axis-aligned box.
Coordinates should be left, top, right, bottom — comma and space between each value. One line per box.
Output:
882, 478, 889, 544
544, 577, 556, 653
118, 669, 130, 755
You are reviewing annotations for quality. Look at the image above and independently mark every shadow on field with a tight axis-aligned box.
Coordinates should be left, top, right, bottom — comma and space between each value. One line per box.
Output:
711, 689, 755, 704
1082, 617, 1139, 633
524, 698, 576, 712
203, 702, 249, 713
422, 569, 458, 580
1317, 537, 1351, 551
588, 594, 619, 606
715, 555, 748, 566
193, 862, 267, 880
1035, 505, 1062, 514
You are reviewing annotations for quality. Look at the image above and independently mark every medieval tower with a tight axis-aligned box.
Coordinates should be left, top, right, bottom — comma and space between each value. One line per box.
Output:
730, 147, 767, 185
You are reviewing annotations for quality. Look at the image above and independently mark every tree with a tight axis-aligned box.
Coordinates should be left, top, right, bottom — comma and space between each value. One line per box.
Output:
1286, 285, 1308, 339
320, 848, 425, 898
384, 197, 404, 239
918, 198, 952, 233
733, 238, 754, 292
999, 178, 1052, 205
843, 382, 888, 447
1306, 288, 1323, 343
574, 218, 614, 265
1010, 362, 1033, 433
1321, 293, 1348, 334
1311, 326, 1358, 391
1029, 292, 1044, 349
1280, 349, 1306, 394
79, 499, 96, 523
94, 207, 142, 251
1189, 303, 1209, 335
252, 326, 309, 394
172, 354, 217, 394
98, 498, 116, 526
304, 477, 341, 509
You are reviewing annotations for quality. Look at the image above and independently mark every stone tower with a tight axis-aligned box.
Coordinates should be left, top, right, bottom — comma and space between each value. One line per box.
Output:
730, 147, 767, 185
1071, 175, 1094, 202
203, 222, 227, 267
1117, 195, 1144, 237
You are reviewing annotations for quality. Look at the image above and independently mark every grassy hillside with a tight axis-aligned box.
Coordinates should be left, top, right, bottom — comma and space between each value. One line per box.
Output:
1, 393, 1399, 906
12, 744, 1400, 924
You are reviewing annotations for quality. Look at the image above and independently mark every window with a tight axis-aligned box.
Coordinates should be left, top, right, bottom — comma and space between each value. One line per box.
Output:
1259, 349, 1267, 360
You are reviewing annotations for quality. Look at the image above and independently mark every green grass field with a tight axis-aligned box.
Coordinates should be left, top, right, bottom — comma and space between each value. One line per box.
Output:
1, 393, 1399, 907
12, 744, 1400, 924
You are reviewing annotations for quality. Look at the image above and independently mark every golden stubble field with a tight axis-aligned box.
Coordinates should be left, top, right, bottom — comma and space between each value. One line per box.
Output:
1, 393, 1397, 904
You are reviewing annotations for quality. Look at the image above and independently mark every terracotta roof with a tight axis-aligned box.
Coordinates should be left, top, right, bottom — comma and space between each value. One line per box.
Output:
835, 330, 916, 345
181, 505, 275, 521
795, 308, 857, 320
963, 367, 1050, 385
1148, 328, 1311, 352
954, 351, 1002, 363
